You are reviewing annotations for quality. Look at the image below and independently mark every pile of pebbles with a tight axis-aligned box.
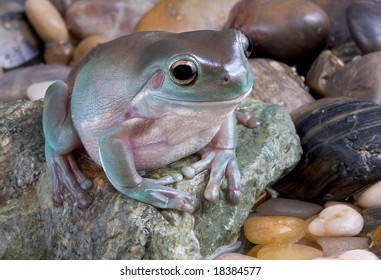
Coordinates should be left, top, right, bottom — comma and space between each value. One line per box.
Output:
218, 197, 380, 260
1, 0, 381, 260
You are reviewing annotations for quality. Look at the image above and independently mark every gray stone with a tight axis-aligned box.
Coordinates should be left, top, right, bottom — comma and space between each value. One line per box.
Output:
0, 98, 302, 259
0, 64, 71, 101
325, 52, 381, 104
250, 59, 314, 114
256, 198, 323, 219
0, 2, 40, 69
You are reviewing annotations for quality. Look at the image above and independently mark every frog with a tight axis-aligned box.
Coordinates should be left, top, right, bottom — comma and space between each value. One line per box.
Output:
42, 29, 256, 213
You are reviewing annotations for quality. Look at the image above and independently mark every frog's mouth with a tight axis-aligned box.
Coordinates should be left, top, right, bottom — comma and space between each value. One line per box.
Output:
152, 86, 253, 105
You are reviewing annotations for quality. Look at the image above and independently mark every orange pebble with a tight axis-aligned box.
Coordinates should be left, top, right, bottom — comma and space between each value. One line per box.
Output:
244, 216, 306, 244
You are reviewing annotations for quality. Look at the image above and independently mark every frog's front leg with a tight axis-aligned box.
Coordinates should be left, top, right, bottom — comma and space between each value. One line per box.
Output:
43, 81, 93, 209
181, 114, 242, 204
98, 121, 200, 213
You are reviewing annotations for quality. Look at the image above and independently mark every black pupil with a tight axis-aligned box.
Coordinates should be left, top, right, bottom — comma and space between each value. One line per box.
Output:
245, 37, 253, 57
173, 64, 195, 81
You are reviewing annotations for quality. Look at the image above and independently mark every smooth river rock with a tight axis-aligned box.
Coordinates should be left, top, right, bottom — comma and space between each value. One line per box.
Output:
0, 64, 71, 101
306, 50, 344, 97
65, 0, 160, 39
0, 2, 40, 69
226, 0, 329, 61
347, 1, 381, 54
0, 98, 302, 259
256, 198, 322, 219
135, 0, 240, 32
25, 0, 69, 44
309, 0, 358, 48
325, 52, 381, 104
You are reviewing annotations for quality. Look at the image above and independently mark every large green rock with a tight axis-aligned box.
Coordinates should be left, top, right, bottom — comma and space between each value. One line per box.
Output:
0, 98, 301, 259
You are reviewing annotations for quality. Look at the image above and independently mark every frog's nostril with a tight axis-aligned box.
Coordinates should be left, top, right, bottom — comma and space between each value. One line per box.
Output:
223, 76, 230, 84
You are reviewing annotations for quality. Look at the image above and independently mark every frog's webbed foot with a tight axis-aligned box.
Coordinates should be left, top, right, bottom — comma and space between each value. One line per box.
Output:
181, 145, 241, 204
117, 176, 200, 213
45, 145, 93, 209
235, 108, 261, 128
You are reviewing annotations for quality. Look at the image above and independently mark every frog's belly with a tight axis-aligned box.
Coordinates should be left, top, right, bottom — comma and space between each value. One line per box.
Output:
132, 128, 217, 171
83, 125, 219, 171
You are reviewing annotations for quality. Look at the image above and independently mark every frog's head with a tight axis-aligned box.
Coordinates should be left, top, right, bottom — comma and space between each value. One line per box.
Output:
134, 29, 254, 115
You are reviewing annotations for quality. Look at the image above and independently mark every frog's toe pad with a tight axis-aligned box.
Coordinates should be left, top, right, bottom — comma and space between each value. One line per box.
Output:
76, 192, 93, 209
227, 188, 241, 205
181, 166, 196, 179
204, 185, 220, 203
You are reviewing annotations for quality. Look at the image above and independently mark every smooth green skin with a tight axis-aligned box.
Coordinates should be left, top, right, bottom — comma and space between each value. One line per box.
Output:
42, 30, 254, 213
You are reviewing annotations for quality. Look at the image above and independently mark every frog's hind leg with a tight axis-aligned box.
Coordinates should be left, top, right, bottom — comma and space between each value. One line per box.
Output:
98, 123, 200, 213
43, 81, 92, 209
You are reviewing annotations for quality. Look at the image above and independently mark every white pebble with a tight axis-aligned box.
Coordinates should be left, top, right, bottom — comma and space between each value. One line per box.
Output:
27, 80, 57, 100
324, 200, 361, 212
354, 180, 381, 208
334, 249, 379, 260
314, 249, 379, 260
308, 204, 364, 237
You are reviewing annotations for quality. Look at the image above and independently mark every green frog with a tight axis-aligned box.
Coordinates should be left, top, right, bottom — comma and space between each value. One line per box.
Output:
43, 29, 255, 213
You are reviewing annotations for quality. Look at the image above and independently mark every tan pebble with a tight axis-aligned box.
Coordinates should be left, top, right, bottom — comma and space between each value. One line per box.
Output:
244, 216, 306, 244
70, 35, 109, 66
354, 181, 381, 208
247, 244, 265, 258
324, 200, 362, 212
25, 0, 69, 43
216, 253, 257, 260
257, 243, 323, 260
371, 225, 381, 246
308, 205, 364, 237
135, 0, 240, 32
27, 80, 57, 100
44, 42, 73, 65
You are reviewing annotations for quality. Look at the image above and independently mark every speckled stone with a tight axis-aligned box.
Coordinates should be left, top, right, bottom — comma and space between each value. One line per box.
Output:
0, 98, 302, 259
256, 198, 322, 219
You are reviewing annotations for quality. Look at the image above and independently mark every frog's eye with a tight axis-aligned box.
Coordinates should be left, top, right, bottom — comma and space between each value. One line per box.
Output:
241, 33, 253, 58
169, 60, 198, 86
